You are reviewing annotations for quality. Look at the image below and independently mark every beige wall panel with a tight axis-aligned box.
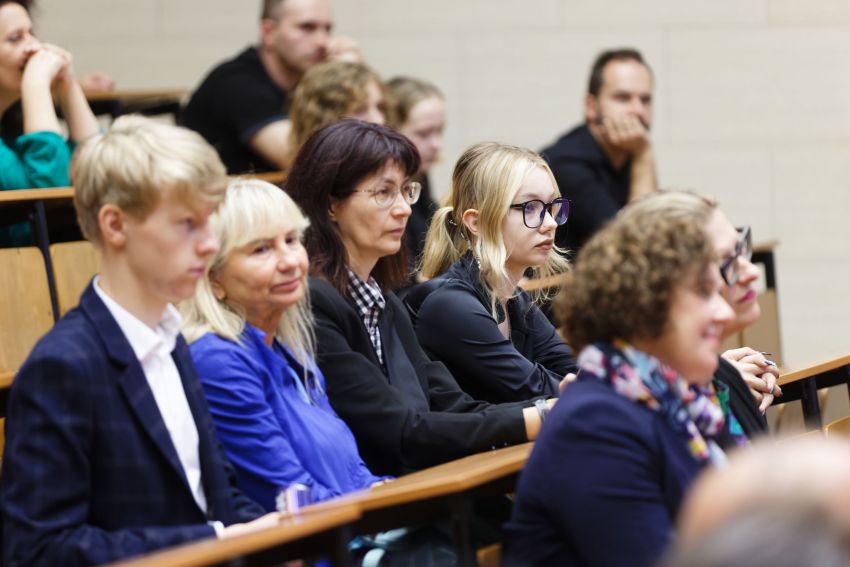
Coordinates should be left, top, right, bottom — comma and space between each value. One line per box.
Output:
769, 0, 850, 24
36, 0, 157, 41
772, 146, 850, 260
560, 0, 767, 27
656, 146, 773, 240
670, 28, 850, 144
334, 0, 562, 33
775, 259, 850, 367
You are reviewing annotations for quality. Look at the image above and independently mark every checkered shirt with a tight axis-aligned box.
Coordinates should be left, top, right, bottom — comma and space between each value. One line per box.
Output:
345, 267, 387, 366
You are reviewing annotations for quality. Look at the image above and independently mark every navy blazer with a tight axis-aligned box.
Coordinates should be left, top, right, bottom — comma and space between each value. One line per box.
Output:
503, 376, 706, 567
405, 254, 576, 403
309, 277, 530, 477
1, 283, 264, 566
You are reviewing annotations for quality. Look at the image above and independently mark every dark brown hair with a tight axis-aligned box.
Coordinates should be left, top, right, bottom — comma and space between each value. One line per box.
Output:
587, 48, 652, 97
284, 119, 420, 293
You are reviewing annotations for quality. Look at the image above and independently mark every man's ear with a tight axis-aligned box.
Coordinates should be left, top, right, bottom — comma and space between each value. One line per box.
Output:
584, 93, 600, 125
98, 204, 128, 249
462, 209, 480, 238
259, 18, 277, 50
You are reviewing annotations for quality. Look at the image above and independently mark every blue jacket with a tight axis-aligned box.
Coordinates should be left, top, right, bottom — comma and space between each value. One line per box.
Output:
1, 283, 264, 566
190, 326, 386, 511
504, 375, 706, 567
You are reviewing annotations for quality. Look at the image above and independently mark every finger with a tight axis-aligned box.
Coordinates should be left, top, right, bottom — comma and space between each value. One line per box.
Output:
743, 376, 771, 393
759, 393, 775, 413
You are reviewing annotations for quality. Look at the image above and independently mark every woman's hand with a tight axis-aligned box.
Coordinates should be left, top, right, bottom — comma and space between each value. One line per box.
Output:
560, 372, 577, 393
22, 44, 69, 91
723, 347, 782, 413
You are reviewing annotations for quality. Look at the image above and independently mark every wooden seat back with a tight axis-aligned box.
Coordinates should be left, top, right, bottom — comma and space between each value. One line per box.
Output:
49, 241, 100, 316
0, 247, 54, 372
824, 415, 850, 438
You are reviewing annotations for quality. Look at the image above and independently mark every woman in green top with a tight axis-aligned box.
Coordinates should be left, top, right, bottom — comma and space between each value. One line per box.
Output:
0, 0, 98, 244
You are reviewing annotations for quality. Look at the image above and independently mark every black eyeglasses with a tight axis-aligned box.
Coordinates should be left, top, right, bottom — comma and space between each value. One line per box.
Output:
719, 225, 752, 286
353, 181, 422, 207
509, 197, 570, 229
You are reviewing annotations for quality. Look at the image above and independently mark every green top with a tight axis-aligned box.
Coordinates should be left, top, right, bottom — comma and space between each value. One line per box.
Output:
0, 131, 74, 246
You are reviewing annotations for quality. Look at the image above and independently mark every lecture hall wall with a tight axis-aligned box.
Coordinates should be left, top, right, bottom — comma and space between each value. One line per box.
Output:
39, 0, 850, 369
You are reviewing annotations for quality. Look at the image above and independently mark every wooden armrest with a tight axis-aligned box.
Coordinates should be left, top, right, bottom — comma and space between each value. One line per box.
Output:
778, 352, 850, 386
0, 371, 14, 389
106, 503, 360, 567
0, 187, 75, 204
520, 274, 563, 293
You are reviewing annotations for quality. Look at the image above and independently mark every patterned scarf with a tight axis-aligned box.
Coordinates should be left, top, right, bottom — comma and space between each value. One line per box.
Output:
578, 339, 726, 464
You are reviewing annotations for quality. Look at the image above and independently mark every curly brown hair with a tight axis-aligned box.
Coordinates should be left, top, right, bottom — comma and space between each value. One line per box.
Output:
285, 61, 384, 167
556, 191, 716, 351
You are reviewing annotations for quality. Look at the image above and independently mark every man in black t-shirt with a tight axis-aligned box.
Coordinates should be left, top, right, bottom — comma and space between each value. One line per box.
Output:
542, 48, 658, 252
182, 0, 359, 173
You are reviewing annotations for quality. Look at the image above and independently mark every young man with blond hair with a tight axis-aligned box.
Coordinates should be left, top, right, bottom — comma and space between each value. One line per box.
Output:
1, 116, 278, 566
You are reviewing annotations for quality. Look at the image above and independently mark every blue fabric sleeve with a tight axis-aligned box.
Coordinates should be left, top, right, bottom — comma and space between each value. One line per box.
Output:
193, 344, 348, 510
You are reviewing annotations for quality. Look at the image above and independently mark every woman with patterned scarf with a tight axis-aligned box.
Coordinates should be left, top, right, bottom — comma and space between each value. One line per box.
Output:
503, 192, 735, 567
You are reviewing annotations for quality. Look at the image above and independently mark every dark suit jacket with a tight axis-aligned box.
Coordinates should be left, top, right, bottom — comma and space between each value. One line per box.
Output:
309, 277, 530, 477
1, 283, 264, 566
404, 254, 576, 403
504, 376, 706, 567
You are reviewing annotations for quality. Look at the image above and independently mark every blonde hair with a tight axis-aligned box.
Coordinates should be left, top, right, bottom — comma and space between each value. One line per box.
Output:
385, 76, 443, 129
72, 115, 227, 246
180, 179, 316, 371
285, 61, 384, 166
420, 142, 569, 314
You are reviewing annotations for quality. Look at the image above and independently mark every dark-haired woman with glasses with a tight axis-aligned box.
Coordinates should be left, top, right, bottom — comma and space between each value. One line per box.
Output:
286, 121, 551, 477
407, 142, 577, 404
652, 192, 780, 449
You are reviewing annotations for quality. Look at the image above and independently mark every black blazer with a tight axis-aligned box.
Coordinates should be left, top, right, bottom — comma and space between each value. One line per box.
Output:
1, 283, 264, 566
405, 254, 576, 403
309, 277, 530, 477
713, 356, 768, 450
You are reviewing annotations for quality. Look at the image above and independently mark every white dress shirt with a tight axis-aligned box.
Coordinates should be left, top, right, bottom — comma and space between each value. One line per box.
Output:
94, 278, 208, 514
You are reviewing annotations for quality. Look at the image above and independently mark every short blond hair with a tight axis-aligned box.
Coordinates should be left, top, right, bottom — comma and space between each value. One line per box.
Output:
180, 179, 316, 369
72, 115, 228, 245
285, 61, 384, 166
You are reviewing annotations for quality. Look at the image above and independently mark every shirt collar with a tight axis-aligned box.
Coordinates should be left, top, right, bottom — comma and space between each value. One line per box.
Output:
93, 276, 182, 362
345, 267, 386, 317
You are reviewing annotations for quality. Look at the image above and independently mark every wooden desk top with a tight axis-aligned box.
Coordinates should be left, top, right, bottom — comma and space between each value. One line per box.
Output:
310, 442, 533, 513
0, 187, 74, 204
0, 172, 287, 206
778, 352, 850, 387
0, 371, 14, 389
84, 88, 188, 103
107, 504, 360, 567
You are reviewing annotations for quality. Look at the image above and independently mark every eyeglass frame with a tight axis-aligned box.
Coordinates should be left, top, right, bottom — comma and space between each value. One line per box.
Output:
351, 180, 422, 208
508, 197, 570, 229
719, 225, 753, 286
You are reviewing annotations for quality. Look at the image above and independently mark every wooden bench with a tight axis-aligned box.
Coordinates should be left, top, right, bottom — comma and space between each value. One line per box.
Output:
775, 352, 850, 430
306, 442, 533, 565
106, 503, 360, 567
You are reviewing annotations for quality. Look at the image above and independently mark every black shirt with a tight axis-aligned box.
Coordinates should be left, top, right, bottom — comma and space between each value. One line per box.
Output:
541, 124, 631, 252
182, 47, 288, 174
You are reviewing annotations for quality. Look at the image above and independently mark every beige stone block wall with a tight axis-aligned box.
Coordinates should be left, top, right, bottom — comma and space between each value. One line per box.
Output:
33, 0, 850, 368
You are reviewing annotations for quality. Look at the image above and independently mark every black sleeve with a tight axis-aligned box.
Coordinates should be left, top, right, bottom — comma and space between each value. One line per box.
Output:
310, 280, 529, 476
415, 285, 565, 402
